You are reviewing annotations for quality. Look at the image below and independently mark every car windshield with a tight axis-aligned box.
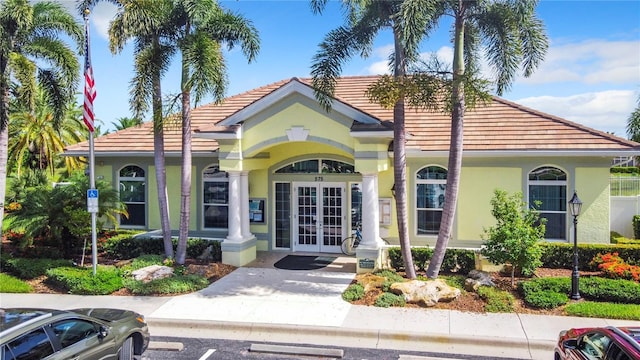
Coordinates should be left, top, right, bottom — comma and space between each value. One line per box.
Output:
0, 310, 49, 333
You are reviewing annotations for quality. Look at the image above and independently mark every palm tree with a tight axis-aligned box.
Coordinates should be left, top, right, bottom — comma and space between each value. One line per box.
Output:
626, 96, 640, 142
9, 86, 87, 177
399, 0, 548, 278
311, 0, 423, 278
0, 0, 82, 238
113, 116, 143, 131
170, 0, 260, 264
91, 0, 177, 259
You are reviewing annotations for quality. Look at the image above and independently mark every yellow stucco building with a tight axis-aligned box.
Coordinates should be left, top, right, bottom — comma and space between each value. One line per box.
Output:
65, 76, 640, 270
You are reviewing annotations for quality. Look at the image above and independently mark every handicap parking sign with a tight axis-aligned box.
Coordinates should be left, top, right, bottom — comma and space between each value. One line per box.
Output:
87, 189, 99, 213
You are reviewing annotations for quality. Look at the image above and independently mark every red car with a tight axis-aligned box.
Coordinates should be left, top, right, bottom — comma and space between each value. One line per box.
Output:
554, 326, 640, 360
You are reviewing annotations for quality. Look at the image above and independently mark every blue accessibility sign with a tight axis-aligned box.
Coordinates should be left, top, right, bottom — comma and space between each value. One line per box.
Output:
87, 189, 99, 198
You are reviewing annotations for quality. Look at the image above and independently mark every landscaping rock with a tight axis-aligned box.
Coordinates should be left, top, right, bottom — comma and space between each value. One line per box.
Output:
358, 273, 387, 292
465, 269, 496, 292
132, 265, 174, 283
390, 279, 460, 307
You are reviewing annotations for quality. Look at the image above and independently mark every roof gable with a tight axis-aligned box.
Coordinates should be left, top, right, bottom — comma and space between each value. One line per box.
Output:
217, 78, 380, 126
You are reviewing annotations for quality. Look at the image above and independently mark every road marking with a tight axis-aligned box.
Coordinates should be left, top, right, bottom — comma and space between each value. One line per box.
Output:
399, 356, 466, 360
198, 349, 216, 360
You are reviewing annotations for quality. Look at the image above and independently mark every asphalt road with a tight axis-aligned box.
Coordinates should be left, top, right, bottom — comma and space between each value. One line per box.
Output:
142, 336, 528, 360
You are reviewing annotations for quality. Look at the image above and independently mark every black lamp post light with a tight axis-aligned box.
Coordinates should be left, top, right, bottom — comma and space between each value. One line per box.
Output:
568, 191, 583, 300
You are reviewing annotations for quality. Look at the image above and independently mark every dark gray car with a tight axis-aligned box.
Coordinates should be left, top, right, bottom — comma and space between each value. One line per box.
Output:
1, 308, 149, 360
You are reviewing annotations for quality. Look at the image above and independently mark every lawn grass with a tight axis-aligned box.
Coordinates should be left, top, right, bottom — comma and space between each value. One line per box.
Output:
0, 273, 33, 293
565, 301, 640, 320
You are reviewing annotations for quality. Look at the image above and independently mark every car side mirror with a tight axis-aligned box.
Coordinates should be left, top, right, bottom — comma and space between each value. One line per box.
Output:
564, 339, 578, 349
98, 326, 109, 339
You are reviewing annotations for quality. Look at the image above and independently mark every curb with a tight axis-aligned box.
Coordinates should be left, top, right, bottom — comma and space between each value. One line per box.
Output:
147, 318, 555, 359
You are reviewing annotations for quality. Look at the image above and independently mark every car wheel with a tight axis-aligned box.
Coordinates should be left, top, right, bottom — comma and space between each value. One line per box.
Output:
118, 336, 134, 360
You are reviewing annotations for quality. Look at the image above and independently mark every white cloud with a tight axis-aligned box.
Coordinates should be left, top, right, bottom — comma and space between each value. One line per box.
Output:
366, 60, 390, 75
519, 40, 640, 85
89, 3, 118, 40
515, 90, 638, 137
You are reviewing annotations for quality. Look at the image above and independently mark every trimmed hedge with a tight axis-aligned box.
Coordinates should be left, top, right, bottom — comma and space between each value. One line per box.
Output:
518, 276, 640, 307
610, 167, 640, 174
539, 242, 640, 270
388, 247, 476, 274
103, 235, 222, 261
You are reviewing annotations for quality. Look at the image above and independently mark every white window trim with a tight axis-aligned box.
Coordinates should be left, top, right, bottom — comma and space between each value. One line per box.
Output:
528, 166, 568, 241
415, 166, 447, 237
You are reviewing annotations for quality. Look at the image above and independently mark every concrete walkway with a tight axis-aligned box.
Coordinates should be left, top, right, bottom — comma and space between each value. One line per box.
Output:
2, 261, 639, 359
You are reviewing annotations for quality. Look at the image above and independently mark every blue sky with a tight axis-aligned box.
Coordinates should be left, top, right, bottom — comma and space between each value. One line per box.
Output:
82, 0, 640, 137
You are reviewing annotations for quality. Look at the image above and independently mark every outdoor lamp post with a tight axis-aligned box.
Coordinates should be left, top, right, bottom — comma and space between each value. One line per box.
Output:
568, 191, 583, 300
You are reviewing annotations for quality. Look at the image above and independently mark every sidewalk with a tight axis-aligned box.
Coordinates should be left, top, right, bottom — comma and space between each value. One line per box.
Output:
1, 262, 638, 359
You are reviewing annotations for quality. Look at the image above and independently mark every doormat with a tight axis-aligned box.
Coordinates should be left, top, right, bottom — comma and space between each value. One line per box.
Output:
273, 255, 337, 270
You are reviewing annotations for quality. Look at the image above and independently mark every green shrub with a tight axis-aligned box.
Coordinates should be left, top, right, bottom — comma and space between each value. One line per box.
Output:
634, 215, 640, 240
442, 249, 477, 274
0, 273, 32, 293
518, 276, 639, 306
518, 277, 570, 295
374, 292, 405, 308
610, 167, 640, 175
2, 258, 73, 279
186, 238, 209, 259
45, 266, 123, 295
103, 235, 222, 262
477, 286, 515, 313
610, 231, 640, 245
128, 254, 165, 270
565, 302, 640, 320
342, 283, 365, 301
387, 247, 476, 274
481, 190, 545, 285
523, 290, 569, 309
581, 277, 640, 304
123, 274, 209, 295
539, 242, 640, 269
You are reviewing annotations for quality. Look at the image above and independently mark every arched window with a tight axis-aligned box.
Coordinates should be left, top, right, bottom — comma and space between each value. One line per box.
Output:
275, 159, 355, 174
529, 166, 567, 240
203, 165, 228, 229
416, 166, 447, 235
119, 165, 145, 227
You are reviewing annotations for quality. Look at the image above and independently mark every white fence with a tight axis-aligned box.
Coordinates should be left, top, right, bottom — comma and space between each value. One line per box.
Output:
610, 176, 640, 196
610, 196, 640, 238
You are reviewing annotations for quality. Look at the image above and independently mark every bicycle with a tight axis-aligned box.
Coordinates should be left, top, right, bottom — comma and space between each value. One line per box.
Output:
340, 223, 389, 256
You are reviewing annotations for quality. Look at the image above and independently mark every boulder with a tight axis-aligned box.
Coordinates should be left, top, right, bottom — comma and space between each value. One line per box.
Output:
465, 269, 496, 292
358, 273, 387, 292
131, 265, 174, 283
390, 279, 460, 307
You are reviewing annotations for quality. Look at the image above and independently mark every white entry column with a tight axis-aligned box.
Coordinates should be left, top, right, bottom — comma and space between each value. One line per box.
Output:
240, 171, 254, 240
226, 171, 243, 242
360, 173, 380, 248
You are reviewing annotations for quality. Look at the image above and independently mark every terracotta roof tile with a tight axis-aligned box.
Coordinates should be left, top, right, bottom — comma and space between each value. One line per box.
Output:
64, 75, 639, 156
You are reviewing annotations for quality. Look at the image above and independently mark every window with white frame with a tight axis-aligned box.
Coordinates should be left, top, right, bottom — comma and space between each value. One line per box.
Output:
203, 165, 228, 229
119, 165, 145, 227
416, 166, 447, 235
528, 166, 567, 240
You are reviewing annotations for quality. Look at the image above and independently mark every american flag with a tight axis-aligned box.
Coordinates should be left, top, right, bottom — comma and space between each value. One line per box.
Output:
83, 17, 96, 133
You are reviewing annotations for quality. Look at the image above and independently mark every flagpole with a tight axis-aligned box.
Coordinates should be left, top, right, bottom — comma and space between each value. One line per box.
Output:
84, 9, 98, 276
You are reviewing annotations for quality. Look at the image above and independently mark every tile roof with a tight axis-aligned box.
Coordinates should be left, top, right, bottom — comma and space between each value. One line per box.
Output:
64, 75, 639, 156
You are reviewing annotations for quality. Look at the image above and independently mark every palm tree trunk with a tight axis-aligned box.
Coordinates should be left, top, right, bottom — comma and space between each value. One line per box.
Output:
0, 58, 9, 239
426, 6, 465, 278
176, 62, 192, 265
393, 27, 416, 279
152, 69, 173, 259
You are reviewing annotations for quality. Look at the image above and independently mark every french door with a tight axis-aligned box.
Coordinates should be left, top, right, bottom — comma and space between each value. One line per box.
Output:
293, 182, 346, 253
